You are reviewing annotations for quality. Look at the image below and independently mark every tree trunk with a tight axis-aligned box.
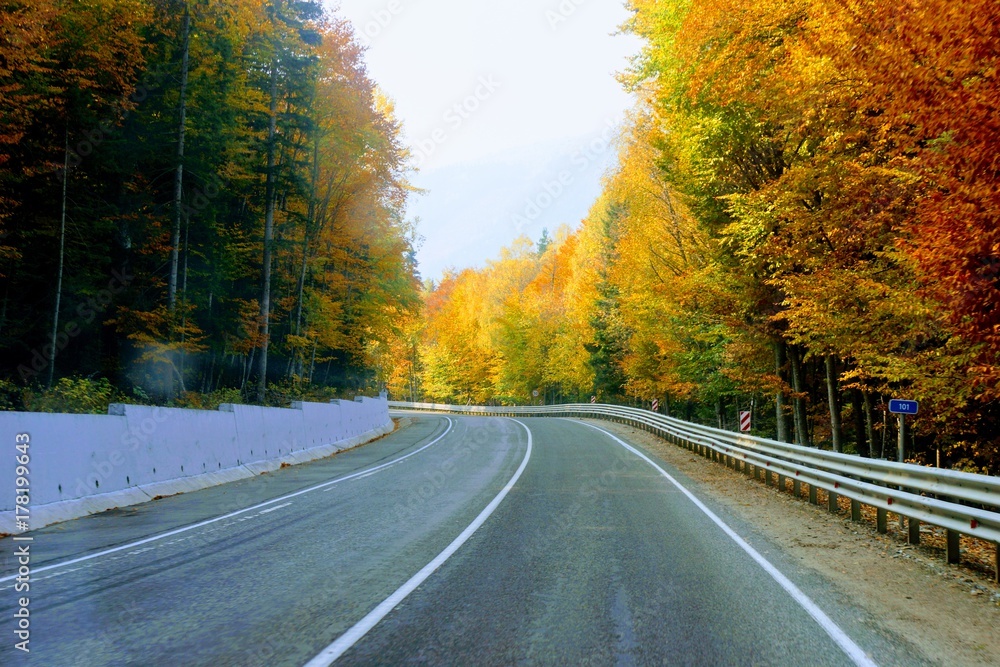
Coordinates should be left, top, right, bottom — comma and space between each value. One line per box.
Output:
863, 391, 878, 458
880, 406, 888, 459
295, 135, 319, 343
48, 128, 71, 389
774, 339, 790, 442
851, 388, 868, 457
825, 355, 843, 452
308, 340, 317, 383
715, 395, 724, 430
256, 61, 279, 404
789, 346, 809, 445
168, 6, 191, 313
0, 280, 8, 336
292, 184, 312, 378
177, 213, 190, 394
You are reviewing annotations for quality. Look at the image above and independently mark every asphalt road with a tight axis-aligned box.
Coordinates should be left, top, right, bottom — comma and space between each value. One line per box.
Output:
0, 415, 899, 666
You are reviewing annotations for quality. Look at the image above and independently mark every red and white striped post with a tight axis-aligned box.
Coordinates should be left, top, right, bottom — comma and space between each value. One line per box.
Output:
739, 410, 752, 432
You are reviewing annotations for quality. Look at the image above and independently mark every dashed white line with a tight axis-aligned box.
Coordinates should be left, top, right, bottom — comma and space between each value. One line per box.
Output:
0, 417, 455, 585
258, 502, 293, 514
303, 418, 534, 667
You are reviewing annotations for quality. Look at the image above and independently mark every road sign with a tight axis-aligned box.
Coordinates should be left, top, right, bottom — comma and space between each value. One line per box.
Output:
888, 399, 919, 415
590, 395, 596, 404
532, 390, 539, 398
651, 399, 659, 412
739, 411, 752, 432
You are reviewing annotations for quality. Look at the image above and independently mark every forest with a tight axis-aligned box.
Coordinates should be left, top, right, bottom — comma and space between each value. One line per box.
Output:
2, 0, 999, 472
0, 0, 421, 409
415, 0, 1000, 473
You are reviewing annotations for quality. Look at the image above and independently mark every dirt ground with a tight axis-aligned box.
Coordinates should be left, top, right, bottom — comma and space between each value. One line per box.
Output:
590, 420, 1000, 667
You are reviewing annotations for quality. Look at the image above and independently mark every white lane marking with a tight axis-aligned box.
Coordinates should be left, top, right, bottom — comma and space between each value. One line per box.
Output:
258, 502, 293, 514
303, 418, 534, 667
576, 420, 878, 667
0, 417, 455, 584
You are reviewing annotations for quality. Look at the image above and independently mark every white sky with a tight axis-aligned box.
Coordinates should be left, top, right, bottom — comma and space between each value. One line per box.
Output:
326, 0, 642, 280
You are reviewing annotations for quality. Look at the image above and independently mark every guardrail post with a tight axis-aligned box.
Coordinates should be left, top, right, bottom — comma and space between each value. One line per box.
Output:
876, 508, 888, 534
908, 518, 920, 545
809, 484, 818, 505
828, 491, 838, 513
994, 544, 999, 584
851, 499, 861, 522
745, 461, 753, 478
777, 474, 786, 492
765, 469, 773, 487
946, 530, 960, 565
793, 478, 801, 497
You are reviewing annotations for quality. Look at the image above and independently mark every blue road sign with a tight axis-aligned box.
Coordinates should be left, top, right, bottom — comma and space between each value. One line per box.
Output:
889, 399, 919, 415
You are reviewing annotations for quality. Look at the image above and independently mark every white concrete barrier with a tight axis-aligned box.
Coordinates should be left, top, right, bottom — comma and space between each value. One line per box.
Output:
295, 400, 345, 449
0, 411, 132, 507
0, 395, 393, 534
223, 403, 307, 463
110, 404, 242, 484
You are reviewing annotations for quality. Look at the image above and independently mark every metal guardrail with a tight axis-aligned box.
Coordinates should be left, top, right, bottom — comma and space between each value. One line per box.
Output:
390, 401, 1000, 580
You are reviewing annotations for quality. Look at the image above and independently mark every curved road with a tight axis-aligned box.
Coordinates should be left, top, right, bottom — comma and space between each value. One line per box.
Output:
0, 415, 909, 665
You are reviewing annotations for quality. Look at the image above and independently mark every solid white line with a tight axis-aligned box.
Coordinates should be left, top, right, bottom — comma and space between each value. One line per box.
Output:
576, 420, 878, 667
0, 417, 455, 584
303, 418, 534, 667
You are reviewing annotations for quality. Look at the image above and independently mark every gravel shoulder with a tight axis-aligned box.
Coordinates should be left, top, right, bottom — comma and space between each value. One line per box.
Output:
588, 419, 1000, 667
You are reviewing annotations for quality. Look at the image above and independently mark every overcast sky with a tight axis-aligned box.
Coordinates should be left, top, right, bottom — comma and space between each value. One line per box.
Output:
326, 1, 641, 280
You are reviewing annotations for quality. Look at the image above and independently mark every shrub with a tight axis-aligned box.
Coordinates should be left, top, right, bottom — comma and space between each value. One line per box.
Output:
23, 377, 118, 414
172, 387, 244, 411
0, 379, 21, 411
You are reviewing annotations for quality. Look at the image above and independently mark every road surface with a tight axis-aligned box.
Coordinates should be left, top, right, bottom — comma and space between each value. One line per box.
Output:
1, 415, 905, 665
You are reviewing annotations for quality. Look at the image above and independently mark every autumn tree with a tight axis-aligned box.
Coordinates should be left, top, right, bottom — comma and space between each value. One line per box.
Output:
0, 0, 421, 409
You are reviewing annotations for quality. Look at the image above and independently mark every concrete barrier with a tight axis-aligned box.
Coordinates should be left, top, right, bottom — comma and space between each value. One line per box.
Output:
0, 395, 393, 534
223, 403, 307, 463
295, 400, 345, 449
0, 411, 132, 507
